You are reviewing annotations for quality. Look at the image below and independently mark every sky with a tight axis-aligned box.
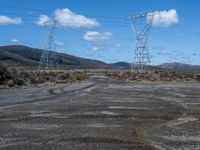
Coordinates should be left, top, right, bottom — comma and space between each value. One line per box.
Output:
0, 0, 200, 65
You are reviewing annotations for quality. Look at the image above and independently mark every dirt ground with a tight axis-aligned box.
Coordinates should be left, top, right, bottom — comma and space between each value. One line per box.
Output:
0, 76, 200, 150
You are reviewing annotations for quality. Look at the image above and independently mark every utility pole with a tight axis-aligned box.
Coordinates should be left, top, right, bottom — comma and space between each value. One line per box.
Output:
38, 18, 57, 71
129, 12, 154, 73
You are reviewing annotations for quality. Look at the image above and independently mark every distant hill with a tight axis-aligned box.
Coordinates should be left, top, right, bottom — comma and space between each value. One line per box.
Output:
0, 45, 200, 72
110, 62, 131, 69
111, 61, 200, 72
158, 62, 200, 72
0, 45, 113, 69
110, 62, 162, 71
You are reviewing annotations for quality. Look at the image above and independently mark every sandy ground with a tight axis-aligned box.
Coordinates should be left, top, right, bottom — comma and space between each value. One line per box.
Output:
0, 76, 200, 150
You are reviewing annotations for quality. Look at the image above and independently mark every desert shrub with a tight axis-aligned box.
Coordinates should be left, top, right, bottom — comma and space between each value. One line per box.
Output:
20, 71, 29, 78
75, 73, 88, 81
159, 71, 169, 79
15, 79, 25, 86
0, 65, 7, 75
7, 79, 15, 87
194, 74, 200, 81
174, 72, 184, 79
0, 65, 12, 85
154, 70, 159, 74
57, 73, 70, 80
126, 71, 133, 77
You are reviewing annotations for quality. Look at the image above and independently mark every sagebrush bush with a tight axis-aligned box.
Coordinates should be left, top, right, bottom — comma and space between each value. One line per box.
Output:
0, 65, 12, 85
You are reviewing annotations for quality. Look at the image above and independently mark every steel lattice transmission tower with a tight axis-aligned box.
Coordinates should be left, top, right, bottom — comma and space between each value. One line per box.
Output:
129, 12, 154, 73
39, 19, 57, 71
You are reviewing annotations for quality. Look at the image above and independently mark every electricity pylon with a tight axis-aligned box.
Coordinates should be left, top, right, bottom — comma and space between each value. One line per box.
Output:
129, 12, 154, 73
38, 19, 57, 71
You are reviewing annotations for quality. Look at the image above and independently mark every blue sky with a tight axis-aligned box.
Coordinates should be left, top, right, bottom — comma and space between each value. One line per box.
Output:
0, 0, 200, 65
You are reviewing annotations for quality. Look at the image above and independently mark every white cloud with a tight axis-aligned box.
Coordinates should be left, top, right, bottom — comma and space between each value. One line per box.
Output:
54, 8, 99, 28
55, 40, 64, 46
112, 44, 126, 49
83, 31, 113, 42
91, 46, 99, 51
0, 16, 22, 25
148, 9, 179, 27
10, 39, 18, 43
158, 50, 172, 55
36, 15, 51, 26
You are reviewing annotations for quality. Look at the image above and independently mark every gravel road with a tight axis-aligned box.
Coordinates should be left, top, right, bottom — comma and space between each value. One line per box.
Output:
0, 76, 200, 150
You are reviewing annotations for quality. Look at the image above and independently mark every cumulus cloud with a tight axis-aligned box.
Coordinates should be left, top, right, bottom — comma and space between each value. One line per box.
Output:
148, 9, 179, 27
10, 39, 18, 43
0, 16, 22, 25
54, 8, 99, 28
55, 40, 64, 46
83, 31, 113, 42
36, 15, 51, 26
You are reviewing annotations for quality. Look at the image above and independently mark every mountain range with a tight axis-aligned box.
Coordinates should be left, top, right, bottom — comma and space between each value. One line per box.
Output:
0, 45, 200, 72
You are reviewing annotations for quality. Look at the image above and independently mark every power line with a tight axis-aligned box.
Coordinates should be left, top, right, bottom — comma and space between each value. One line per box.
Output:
0, 5, 50, 13
0, 10, 128, 28
0, 4, 125, 21
1, 4, 200, 56
151, 28, 200, 50
154, 27, 200, 46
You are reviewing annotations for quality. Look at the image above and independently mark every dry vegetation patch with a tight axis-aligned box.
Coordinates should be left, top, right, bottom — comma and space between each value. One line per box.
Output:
0, 65, 89, 88
105, 70, 200, 82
